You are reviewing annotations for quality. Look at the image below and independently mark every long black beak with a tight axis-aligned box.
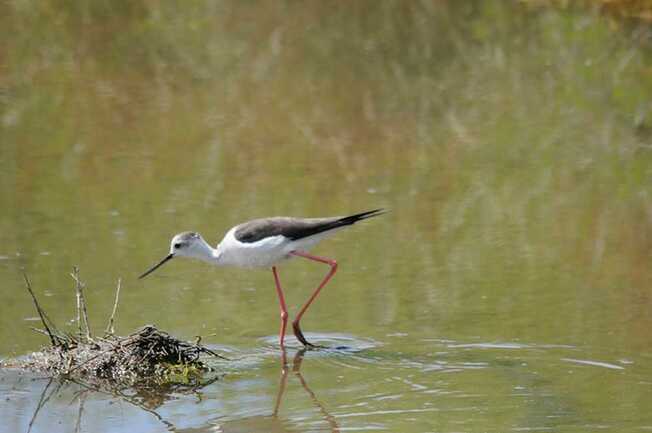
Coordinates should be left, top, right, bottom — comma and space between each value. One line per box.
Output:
139, 254, 174, 279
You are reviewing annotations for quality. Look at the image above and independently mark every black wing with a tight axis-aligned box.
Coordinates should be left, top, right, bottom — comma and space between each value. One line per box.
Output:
234, 209, 385, 243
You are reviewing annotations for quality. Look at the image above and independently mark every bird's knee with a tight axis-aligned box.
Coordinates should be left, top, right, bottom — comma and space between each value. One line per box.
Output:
280, 311, 288, 321
330, 260, 338, 270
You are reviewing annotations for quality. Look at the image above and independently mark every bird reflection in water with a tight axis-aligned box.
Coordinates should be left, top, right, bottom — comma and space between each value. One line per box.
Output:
24, 349, 340, 433
271, 348, 340, 432
214, 348, 340, 433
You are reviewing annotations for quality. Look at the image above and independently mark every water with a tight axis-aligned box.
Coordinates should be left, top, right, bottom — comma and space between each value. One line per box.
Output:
1, 1, 652, 432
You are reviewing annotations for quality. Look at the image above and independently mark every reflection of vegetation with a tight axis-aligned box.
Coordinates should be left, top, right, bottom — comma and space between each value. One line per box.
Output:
524, 0, 652, 22
1, 2, 651, 430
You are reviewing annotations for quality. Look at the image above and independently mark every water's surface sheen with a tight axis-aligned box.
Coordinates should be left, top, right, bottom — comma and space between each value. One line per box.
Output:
1, 1, 652, 432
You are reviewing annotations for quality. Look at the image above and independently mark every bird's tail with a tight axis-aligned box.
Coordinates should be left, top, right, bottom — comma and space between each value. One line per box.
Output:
285, 208, 386, 240
311, 208, 386, 235
336, 208, 386, 225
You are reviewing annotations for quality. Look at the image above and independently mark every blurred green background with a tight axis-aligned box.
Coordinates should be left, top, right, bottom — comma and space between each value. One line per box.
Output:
1, 1, 651, 432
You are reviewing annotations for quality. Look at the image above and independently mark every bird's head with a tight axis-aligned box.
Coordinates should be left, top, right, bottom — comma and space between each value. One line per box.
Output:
139, 232, 209, 279
169, 231, 206, 257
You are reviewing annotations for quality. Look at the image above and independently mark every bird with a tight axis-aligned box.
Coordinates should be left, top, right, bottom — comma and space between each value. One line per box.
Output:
139, 208, 385, 348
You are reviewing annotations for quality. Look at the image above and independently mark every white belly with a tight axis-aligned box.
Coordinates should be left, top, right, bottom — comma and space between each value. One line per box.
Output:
215, 227, 330, 268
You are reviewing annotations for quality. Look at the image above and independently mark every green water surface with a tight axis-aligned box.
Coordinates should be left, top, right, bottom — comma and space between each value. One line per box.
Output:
1, 2, 651, 432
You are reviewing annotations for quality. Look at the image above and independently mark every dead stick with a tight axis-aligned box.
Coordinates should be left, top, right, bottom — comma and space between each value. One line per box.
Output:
76, 267, 90, 340
29, 327, 54, 338
74, 270, 82, 340
71, 268, 91, 341
104, 278, 121, 336
23, 273, 58, 347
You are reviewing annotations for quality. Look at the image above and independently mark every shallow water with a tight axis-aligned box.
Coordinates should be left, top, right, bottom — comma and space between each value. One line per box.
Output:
3, 336, 652, 432
1, 1, 652, 432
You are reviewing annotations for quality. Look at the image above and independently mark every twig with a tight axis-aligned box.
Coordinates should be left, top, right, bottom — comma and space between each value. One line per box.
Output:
23, 273, 58, 347
71, 267, 91, 341
76, 296, 82, 339
104, 278, 121, 336
194, 344, 228, 360
29, 327, 55, 338
27, 378, 64, 433
74, 268, 82, 340
73, 390, 87, 433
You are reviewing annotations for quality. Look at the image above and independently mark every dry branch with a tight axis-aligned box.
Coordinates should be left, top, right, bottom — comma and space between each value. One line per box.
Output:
22, 273, 59, 348
104, 278, 121, 336
71, 267, 91, 340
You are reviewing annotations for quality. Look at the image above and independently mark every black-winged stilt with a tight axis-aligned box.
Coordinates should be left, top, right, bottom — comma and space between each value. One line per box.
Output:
139, 209, 384, 347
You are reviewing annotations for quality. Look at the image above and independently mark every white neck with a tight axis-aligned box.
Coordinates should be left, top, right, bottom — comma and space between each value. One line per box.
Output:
188, 237, 224, 265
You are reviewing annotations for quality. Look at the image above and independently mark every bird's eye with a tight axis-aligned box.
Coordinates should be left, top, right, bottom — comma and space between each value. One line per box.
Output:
173, 243, 182, 249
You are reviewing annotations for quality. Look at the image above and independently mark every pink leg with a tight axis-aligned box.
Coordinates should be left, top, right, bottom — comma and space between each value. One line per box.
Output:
272, 266, 289, 348
289, 250, 338, 347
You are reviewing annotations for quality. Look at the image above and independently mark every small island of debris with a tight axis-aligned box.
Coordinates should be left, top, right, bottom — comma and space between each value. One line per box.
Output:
1, 268, 226, 390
